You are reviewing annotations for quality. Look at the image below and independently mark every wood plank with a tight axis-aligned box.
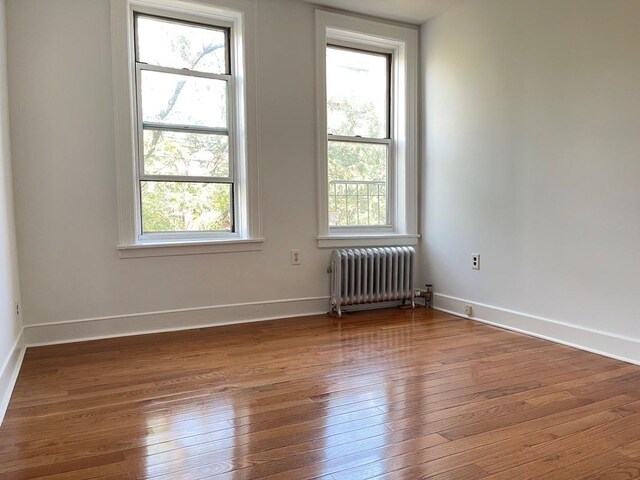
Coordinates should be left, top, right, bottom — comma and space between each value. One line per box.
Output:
581, 460, 640, 480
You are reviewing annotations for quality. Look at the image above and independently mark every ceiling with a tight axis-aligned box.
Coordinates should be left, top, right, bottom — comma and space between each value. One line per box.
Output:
297, 0, 463, 25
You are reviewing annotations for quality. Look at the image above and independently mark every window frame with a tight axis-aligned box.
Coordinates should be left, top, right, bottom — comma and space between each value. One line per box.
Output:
326, 43, 394, 231
111, 0, 262, 258
315, 10, 419, 248
134, 13, 236, 239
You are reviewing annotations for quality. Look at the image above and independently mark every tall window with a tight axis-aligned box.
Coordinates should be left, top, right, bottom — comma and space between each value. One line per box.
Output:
327, 46, 391, 227
316, 11, 418, 248
134, 14, 234, 237
113, 0, 260, 257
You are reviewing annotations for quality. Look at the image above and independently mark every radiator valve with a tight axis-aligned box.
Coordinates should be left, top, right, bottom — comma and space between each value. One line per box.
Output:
414, 284, 433, 308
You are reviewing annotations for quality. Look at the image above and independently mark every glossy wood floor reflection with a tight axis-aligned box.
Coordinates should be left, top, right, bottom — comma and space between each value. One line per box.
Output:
2, 309, 640, 479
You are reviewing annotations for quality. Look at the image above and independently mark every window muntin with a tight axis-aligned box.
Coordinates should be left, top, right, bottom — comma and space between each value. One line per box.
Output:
326, 45, 392, 228
134, 13, 235, 236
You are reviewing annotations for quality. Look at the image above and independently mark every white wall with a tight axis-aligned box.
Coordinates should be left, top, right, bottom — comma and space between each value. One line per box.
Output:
6, 0, 336, 342
0, 0, 23, 421
422, 0, 640, 361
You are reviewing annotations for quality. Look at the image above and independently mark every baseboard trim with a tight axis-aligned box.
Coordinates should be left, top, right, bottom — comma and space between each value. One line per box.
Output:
24, 296, 331, 347
433, 293, 640, 366
0, 329, 25, 426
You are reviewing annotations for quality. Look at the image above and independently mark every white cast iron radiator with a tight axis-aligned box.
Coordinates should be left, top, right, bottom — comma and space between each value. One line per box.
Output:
329, 247, 416, 317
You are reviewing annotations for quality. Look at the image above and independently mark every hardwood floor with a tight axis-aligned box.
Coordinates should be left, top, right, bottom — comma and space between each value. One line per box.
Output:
1, 308, 640, 479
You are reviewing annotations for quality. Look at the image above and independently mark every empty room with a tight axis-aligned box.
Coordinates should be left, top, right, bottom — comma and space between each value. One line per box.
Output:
0, 0, 639, 478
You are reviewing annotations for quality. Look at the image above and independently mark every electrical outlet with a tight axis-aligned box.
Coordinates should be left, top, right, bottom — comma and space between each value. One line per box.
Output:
464, 304, 473, 316
15, 301, 20, 323
472, 253, 480, 270
291, 249, 301, 265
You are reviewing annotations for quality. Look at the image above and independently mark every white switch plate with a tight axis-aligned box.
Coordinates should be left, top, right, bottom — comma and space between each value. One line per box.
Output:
291, 249, 301, 265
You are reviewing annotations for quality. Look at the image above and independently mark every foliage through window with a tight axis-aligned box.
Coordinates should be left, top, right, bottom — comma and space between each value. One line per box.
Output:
326, 46, 391, 228
134, 14, 234, 235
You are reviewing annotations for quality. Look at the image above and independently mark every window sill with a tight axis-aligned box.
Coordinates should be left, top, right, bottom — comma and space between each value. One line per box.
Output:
118, 238, 265, 259
316, 234, 420, 249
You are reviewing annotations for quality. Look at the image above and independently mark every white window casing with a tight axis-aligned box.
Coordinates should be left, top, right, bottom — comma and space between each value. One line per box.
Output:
315, 10, 419, 248
111, 0, 262, 258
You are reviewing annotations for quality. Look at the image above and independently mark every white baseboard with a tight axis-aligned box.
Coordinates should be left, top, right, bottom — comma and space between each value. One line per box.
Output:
433, 293, 640, 366
23, 296, 331, 347
0, 329, 26, 426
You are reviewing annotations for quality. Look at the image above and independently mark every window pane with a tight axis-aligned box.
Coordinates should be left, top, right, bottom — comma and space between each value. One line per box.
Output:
141, 181, 232, 233
143, 130, 229, 177
141, 70, 227, 129
137, 16, 227, 74
328, 141, 387, 226
327, 47, 388, 138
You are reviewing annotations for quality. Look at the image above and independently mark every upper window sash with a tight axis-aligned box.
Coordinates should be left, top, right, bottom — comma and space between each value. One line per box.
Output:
326, 43, 392, 141
134, 13, 231, 74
